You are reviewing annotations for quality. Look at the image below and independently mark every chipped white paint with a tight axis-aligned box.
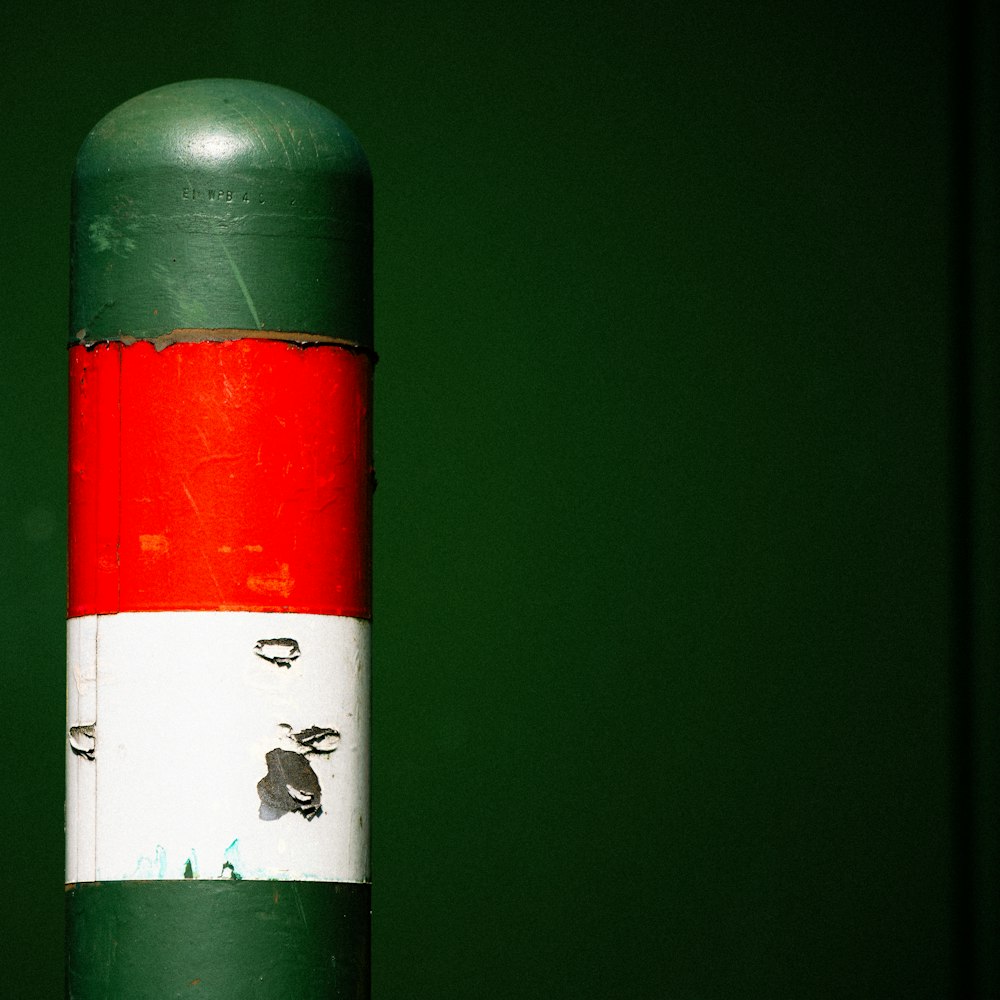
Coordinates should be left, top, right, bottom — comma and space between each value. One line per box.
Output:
66, 612, 370, 884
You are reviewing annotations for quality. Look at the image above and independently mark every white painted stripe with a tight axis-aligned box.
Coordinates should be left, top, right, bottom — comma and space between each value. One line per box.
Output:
66, 614, 98, 884
66, 612, 370, 884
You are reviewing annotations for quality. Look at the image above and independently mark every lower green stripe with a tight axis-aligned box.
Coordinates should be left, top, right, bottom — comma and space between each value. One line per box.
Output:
66, 880, 370, 999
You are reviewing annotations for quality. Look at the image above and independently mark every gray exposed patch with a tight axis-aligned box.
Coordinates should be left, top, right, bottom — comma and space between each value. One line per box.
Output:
69, 725, 96, 761
254, 638, 300, 668
257, 748, 322, 821
286, 725, 341, 754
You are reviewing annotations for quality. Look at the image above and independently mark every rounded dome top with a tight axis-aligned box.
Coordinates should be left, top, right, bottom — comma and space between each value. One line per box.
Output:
76, 78, 370, 180
71, 80, 372, 347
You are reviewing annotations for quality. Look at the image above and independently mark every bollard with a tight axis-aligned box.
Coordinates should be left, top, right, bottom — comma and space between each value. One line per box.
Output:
66, 79, 373, 998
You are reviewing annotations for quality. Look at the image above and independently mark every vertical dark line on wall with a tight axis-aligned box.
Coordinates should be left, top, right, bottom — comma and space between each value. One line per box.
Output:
949, 0, 975, 995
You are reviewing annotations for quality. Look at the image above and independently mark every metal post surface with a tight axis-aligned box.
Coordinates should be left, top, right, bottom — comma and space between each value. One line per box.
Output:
66, 79, 373, 999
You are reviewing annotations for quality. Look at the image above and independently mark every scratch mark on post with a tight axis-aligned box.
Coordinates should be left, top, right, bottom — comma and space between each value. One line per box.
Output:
292, 884, 309, 929
180, 481, 223, 599
215, 236, 263, 329
251, 99, 294, 167
105, 936, 116, 992
180, 481, 200, 516
229, 103, 275, 165
191, 452, 243, 474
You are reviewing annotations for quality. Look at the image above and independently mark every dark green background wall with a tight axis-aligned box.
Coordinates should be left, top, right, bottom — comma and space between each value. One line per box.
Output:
3, 2, 997, 997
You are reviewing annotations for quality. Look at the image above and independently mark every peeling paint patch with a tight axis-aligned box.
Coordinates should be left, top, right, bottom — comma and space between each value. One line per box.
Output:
254, 637, 300, 668
257, 749, 322, 821
107, 327, 369, 350
291, 725, 340, 754
69, 724, 96, 760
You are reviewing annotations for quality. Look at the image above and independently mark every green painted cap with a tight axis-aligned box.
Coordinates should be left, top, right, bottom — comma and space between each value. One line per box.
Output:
71, 79, 372, 348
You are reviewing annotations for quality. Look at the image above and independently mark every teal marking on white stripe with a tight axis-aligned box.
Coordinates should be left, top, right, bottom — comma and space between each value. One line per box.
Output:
66, 612, 370, 884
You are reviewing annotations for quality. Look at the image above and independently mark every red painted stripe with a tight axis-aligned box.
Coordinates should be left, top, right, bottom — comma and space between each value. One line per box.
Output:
68, 340, 372, 617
